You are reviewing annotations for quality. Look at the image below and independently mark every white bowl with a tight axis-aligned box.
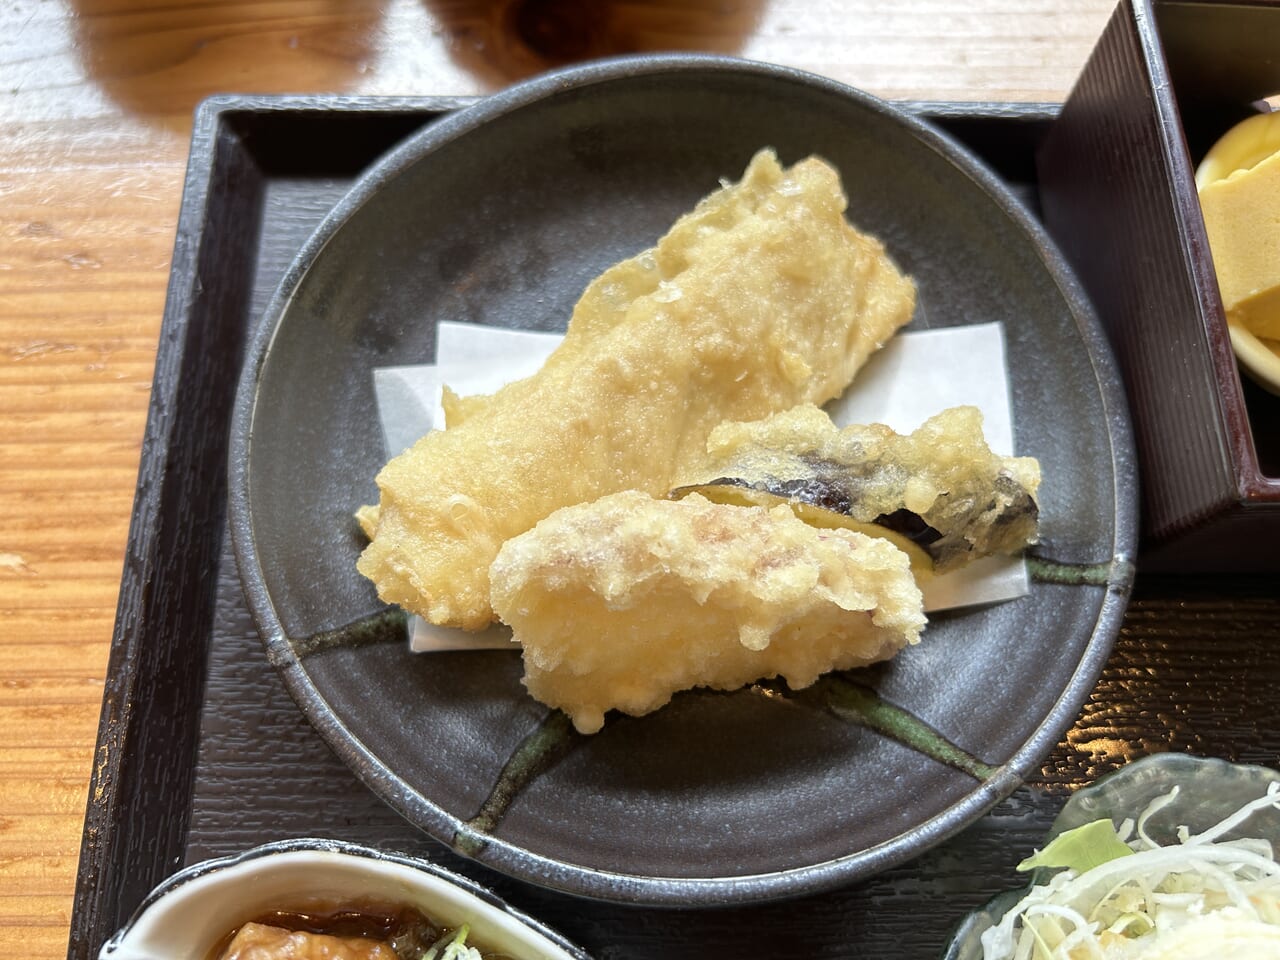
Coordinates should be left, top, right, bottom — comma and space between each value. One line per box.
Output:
98, 838, 590, 960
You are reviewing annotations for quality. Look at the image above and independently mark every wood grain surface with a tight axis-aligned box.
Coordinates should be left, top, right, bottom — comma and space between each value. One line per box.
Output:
0, 1, 1173, 956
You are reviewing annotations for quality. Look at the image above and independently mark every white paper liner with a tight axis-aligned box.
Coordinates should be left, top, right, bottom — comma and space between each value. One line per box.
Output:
369, 321, 1028, 651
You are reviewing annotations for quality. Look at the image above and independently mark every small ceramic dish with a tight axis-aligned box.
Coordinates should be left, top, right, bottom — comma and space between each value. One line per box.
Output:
942, 753, 1280, 959
97, 838, 591, 960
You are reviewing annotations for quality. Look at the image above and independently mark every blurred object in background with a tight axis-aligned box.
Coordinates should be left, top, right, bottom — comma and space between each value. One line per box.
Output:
425, 0, 766, 85
62, 0, 764, 124
67, 0, 388, 123
29, 0, 1117, 134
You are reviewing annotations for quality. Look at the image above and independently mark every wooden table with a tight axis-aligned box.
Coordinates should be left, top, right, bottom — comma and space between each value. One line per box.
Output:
0, 0, 1231, 955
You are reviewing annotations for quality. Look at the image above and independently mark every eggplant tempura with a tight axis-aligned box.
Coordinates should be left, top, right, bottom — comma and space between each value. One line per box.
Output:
670, 404, 1041, 573
357, 149, 916, 629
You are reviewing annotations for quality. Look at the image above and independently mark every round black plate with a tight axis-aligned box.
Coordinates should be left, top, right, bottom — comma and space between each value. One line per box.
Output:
229, 55, 1137, 906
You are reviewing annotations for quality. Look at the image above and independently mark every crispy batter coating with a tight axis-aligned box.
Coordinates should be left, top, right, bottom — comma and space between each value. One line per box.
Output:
672, 404, 1040, 572
358, 149, 917, 629
489, 491, 926, 734
217, 923, 399, 960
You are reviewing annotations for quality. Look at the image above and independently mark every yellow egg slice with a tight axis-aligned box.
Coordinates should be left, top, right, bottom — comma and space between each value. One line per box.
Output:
1196, 109, 1280, 392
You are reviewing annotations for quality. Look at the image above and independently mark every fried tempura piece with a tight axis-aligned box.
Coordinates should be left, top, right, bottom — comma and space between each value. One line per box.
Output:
489, 491, 926, 734
358, 149, 917, 629
671, 404, 1040, 572
217, 923, 399, 960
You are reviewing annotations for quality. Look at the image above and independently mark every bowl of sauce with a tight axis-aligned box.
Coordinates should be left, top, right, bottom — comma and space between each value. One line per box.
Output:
97, 839, 590, 960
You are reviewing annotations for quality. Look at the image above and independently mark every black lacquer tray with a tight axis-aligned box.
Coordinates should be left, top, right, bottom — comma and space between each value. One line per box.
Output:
68, 94, 1280, 960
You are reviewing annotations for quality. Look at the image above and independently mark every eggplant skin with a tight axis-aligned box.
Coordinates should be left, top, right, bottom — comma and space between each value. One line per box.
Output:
871, 507, 943, 549
670, 404, 1040, 573
675, 479, 947, 549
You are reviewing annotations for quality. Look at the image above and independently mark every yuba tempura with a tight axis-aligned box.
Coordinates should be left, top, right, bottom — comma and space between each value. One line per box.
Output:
357, 149, 916, 629
490, 491, 926, 734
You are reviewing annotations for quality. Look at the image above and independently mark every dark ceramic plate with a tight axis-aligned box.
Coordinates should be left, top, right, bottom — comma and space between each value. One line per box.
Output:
229, 55, 1137, 906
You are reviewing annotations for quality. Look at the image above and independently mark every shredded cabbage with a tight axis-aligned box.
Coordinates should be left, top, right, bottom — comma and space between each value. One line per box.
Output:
980, 781, 1280, 959
421, 924, 484, 960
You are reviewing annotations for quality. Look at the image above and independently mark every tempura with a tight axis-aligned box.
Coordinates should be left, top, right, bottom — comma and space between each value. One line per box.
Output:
671, 404, 1041, 572
489, 491, 926, 734
358, 149, 916, 629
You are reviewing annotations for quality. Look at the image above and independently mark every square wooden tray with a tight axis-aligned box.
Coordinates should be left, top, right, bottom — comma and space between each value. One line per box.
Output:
67, 94, 1280, 960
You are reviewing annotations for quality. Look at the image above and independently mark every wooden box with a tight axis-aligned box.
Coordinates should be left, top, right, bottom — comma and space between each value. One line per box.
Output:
1038, 0, 1280, 571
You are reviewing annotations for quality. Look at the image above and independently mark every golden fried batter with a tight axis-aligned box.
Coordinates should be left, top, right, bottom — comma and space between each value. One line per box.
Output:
489, 491, 925, 734
672, 404, 1041, 572
358, 149, 917, 629
217, 923, 399, 960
